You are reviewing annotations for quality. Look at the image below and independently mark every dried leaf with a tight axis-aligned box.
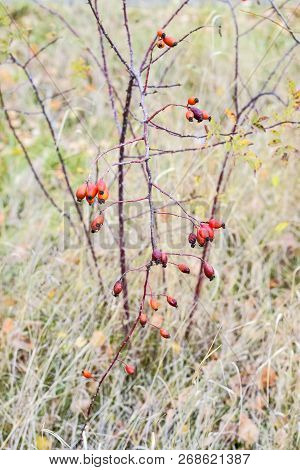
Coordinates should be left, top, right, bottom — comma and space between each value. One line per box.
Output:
90, 330, 106, 348
253, 394, 266, 411
259, 366, 277, 390
238, 413, 259, 446
11, 333, 33, 351
225, 108, 237, 123
2, 317, 14, 334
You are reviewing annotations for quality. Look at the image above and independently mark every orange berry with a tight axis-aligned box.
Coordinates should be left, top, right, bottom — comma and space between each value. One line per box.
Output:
187, 97, 199, 106
157, 29, 164, 38
162, 35, 177, 47
125, 364, 135, 375
201, 110, 211, 121
157, 39, 165, 49
178, 263, 190, 274
160, 328, 170, 339
86, 196, 95, 206
86, 182, 98, 202
98, 188, 109, 204
82, 369, 93, 379
139, 313, 147, 327
76, 183, 87, 202
149, 297, 159, 311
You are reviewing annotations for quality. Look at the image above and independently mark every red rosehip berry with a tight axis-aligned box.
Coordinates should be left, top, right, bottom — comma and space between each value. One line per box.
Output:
97, 178, 107, 195
206, 224, 215, 241
139, 313, 147, 327
188, 232, 197, 248
196, 231, 206, 247
197, 226, 210, 242
186, 110, 194, 122
124, 364, 135, 375
203, 262, 215, 281
167, 296, 178, 308
76, 183, 87, 202
152, 249, 162, 265
200, 223, 214, 241
113, 281, 123, 297
161, 252, 168, 268
91, 213, 104, 233
209, 218, 225, 229
178, 263, 190, 274
160, 328, 170, 339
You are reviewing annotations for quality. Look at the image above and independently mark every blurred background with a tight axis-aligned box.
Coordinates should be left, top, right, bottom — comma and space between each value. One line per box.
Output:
0, 0, 299, 450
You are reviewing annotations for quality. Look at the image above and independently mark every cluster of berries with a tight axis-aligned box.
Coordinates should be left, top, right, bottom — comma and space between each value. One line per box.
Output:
113, 260, 180, 341
138, 294, 174, 339
75, 179, 109, 233
151, 248, 190, 274
188, 218, 225, 281
185, 96, 211, 123
156, 29, 177, 48
75, 178, 109, 206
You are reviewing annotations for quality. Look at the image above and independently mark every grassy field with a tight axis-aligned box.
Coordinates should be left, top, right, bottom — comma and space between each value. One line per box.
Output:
0, 0, 299, 450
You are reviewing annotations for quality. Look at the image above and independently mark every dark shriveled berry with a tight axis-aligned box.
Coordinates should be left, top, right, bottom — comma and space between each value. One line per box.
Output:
188, 232, 197, 248
167, 296, 178, 308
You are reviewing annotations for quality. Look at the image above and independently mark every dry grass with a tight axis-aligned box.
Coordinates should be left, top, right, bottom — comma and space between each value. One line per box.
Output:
0, 0, 299, 450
